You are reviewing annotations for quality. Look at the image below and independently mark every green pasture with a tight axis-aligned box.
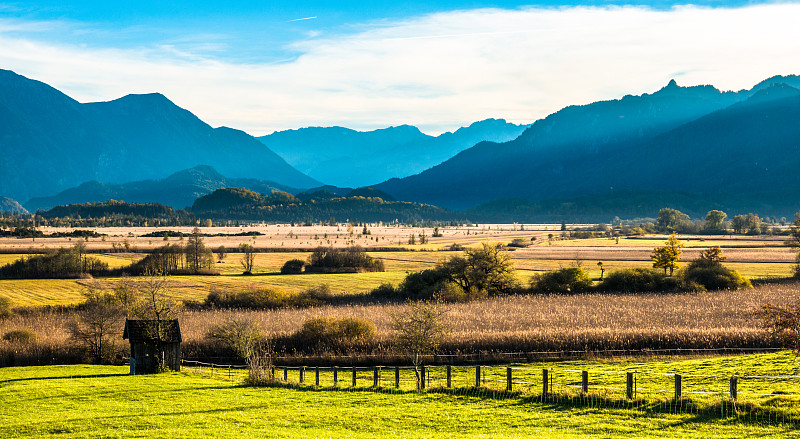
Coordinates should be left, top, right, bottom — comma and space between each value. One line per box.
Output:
3, 354, 800, 438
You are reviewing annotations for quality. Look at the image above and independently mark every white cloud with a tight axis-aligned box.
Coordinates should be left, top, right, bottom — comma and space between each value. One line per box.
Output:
2, 4, 800, 135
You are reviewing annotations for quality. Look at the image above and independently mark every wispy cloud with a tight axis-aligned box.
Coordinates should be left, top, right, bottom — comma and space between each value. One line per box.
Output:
2, 4, 800, 135
287, 16, 318, 22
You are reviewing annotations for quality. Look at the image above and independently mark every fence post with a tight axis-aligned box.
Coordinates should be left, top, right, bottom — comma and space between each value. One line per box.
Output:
420, 366, 426, 390
475, 366, 481, 388
582, 371, 589, 393
542, 369, 549, 398
626, 372, 634, 400
315, 367, 320, 387
446, 365, 452, 388
352, 367, 357, 387
283, 367, 288, 382
507, 367, 513, 392
395, 366, 400, 389
374, 366, 381, 388
730, 376, 738, 401
333, 366, 338, 387
300, 366, 305, 384
674, 374, 682, 399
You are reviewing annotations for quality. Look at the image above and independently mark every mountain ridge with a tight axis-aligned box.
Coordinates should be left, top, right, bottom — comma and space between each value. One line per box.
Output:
0, 69, 319, 202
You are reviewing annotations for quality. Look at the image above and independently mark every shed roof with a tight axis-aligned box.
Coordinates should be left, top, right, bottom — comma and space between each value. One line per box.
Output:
123, 319, 182, 343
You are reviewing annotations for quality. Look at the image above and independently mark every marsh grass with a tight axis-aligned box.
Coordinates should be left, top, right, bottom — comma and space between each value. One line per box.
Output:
5, 282, 799, 365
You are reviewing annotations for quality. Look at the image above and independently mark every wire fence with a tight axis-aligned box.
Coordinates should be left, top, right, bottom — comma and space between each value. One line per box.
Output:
181, 360, 800, 424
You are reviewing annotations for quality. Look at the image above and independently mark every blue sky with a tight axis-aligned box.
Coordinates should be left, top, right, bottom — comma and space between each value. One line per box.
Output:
1, 1, 799, 134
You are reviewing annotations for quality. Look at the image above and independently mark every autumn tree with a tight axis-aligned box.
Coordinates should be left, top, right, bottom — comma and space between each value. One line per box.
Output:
439, 242, 518, 296
651, 233, 683, 275
699, 246, 726, 263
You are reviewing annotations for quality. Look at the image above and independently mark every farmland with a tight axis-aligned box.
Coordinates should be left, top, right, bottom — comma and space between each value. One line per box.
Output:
0, 224, 795, 307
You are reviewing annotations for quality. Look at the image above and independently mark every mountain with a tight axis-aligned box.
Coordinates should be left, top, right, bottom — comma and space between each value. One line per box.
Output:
258, 119, 528, 187
377, 76, 800, 218
24, 165, 297, 211
0, 69, 318, 203
0, 197, 28, 215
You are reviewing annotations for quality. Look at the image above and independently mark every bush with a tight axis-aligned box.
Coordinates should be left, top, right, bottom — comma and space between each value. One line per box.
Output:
530, 267, 592, 294
681, 260, 752, 291
291, 284, 333, 307
205, 287, 293, 309
596, 268, 682, 293
0, 296, 13, 319
280, 259, 306, 274
295, 316, 375, 350
369, 282, 397, 299
205, 284, 334, 310
3, 328, 37, 344
396, 269, 450, 300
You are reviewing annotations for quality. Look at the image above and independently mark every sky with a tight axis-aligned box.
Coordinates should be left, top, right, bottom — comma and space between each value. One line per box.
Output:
1, 1, 800, 135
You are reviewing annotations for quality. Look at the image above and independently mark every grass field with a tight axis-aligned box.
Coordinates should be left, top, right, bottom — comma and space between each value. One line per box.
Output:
2, 355, 800, 438
0, 232, 796, 308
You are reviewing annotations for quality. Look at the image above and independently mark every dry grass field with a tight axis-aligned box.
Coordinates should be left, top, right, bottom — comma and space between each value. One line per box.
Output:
3, 282, 797, 364
0, 225, 796, 307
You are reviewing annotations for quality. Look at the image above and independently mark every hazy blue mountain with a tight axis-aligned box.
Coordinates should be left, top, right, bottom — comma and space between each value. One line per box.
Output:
0, 197, 28, 215
0, 69, 318, 203
24, 165, 297, 211
258, 119, 529, 187
376, 77, 800, 217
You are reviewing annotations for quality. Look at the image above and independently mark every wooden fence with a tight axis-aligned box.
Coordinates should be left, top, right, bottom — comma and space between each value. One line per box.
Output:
182, 360, 800, 423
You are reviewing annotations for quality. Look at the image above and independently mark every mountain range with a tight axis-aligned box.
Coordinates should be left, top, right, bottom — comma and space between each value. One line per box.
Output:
376, 76, 800, 218
258, 119, 528, 187
5, 68, 800, 222
0, 69, 318, 202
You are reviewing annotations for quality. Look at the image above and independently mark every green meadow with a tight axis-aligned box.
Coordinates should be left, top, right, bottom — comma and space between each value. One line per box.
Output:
3, 353, 800, 438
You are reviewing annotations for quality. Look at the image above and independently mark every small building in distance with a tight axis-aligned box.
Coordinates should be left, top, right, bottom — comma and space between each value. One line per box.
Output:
123, 319, 182, 374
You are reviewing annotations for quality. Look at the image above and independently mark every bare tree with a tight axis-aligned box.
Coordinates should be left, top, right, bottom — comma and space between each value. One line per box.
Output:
207, 316, 274, 384
391, 300, 447, 389
239, 243, 256, 275
132, 273, 183, 371
67, 285, 124, 363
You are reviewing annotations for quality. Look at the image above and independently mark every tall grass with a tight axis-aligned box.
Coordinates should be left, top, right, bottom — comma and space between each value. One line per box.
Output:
5, 282, 797, 365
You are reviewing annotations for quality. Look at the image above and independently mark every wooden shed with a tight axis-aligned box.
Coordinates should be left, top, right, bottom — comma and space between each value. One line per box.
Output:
123, 319, 182, 374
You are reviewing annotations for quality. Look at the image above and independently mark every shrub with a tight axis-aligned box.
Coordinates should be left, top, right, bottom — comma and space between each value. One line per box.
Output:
369, 282, 397, 299
681, 260, 752, 291
295, 316, 375, 350
530, 267, 592, 294
291, 284, 333, 307
0, 296, 13, 319
280, 259, 306, 274
396, 269, 450, 300
3, 328, 37, 344
206, 317, 266, 359
205, 287, 293, 309
597, 268, 682, 293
